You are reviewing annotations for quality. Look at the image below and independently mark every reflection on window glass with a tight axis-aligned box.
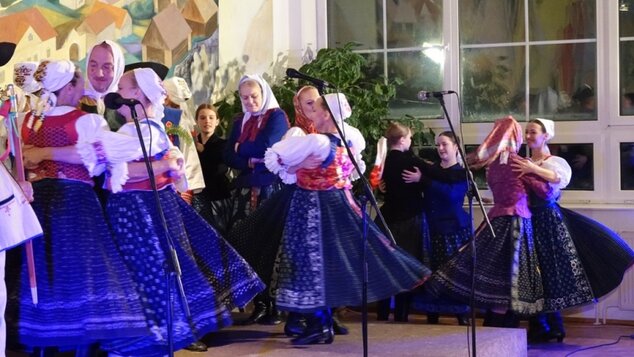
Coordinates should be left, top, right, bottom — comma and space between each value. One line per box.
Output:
464, 145, 488, 190
620, 35, 634, 116
385, 0, 443, 48
529, 44, 596, 121
460, 0, 597, 123
620, 143, 634, 190
528, 0, 596, 41
459, 0, 524, 45
387, 50, 443, 118
327, 0, 383, 50
327, 0, 445, 121
549, 143, 594, 190
461, 47, 524, 122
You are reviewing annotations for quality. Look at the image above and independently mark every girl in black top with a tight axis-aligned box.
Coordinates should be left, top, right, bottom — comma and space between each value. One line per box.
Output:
192, 104, 232, 234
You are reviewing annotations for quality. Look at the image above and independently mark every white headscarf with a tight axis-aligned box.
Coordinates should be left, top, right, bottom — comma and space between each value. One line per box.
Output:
323, 93, 352, 124
163, 77, 191, 104
534, 118, 555, 140
133, 67, 167, 120
14, 62, 41, 94
84, 40, 125, 100
35, 60, 76, 111
238, 74, 280, 129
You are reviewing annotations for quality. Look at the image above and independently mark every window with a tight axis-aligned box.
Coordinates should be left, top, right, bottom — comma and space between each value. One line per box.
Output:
324, 1, 629, 203
327, 0, 445, 119
460, 0, 597, 123
620, 142, 634, 190
620, 1, 634, 116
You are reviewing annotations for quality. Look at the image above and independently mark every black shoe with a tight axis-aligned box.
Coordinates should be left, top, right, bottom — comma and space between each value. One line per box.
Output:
185, 341, 208, 352
284, 312, 306, 337
239, 301, 268, 325
427, 313, 439, 324
503, 311, 520, 328
261, 306, 283, 325
292, 309, 334, 345
547, 312, 566, 343
456, 314, 469, 326
30, 347, 59, 357
483, 310, 506, 327
291, 327, 334, 345
332, 315, 349, 335
527, 314, 550, 343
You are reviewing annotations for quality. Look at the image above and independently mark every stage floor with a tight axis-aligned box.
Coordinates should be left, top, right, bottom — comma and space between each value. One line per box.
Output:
177, 310, 526, 357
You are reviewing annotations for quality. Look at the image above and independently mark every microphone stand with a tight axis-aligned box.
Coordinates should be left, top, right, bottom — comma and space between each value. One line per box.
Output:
315, 84, 397, 357
128, 104, 191, 357
434, 94, 495, 357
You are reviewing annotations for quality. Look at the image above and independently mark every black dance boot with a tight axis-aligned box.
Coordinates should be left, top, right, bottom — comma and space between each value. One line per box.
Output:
185, 340, 208, 352
30, 347, 58, 357
291, 309, 334, 345
394, 293, 410, 322
527, 313, 551, 343
547, 311, 566, 342
238, 298, 268, 325
332, 313, 349, 335
427, 313, 440, 324
262, 301, 283, 325
503, 311, 520, 328
376, 298, 391, 321
456, 314, 469, 326
284, 312, 306, 336
483, 310, 506, 327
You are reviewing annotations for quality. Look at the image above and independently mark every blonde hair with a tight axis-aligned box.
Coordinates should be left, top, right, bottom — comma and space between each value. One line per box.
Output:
385, 122, 411, 147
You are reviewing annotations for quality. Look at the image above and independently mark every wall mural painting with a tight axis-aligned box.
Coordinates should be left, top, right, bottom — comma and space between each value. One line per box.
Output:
0, 0, 219, 106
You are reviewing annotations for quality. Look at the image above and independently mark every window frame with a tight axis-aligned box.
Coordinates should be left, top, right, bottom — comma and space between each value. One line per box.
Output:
317, 0, 634, 205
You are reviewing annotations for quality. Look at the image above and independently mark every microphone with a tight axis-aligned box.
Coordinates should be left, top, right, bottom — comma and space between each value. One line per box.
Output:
104, 92, 141, 110
286, 68, 331, 87
417, 90, 456, 101
7, 84, 18, 113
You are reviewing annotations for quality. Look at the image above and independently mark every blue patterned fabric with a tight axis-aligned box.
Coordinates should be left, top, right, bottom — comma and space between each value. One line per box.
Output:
531, 203, 594, 311
5, 179, 148, 349
101, 188, 264, 356
559, 206, 634, 298
275, 188, 430, 313
424, 216, 545, 315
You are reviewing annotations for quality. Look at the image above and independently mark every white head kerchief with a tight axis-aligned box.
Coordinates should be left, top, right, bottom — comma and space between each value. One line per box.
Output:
84, 40, 125, 100
35, 60, 76, 110
238, 74, 280, 129
14, 62, 41, 94
323, 93, 352, 124
134, 67, 167, 120
534, 118, 555, 140
163, 77, 191, 104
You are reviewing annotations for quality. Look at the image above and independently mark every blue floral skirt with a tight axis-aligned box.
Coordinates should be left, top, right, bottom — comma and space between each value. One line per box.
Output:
275, 188, 430, 313
559, 205, 634, 298
423, 216, 544, 315
5, 179, 148, 350
531, 204, 594, 311
101, 187, 264, 356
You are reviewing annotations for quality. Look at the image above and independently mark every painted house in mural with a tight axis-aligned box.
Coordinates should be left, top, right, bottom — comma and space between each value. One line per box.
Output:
78, 1, 132, 45
154, 0, 176, 13
0, 8, 57, 83
55, 20, 88, 63
142, 4, 192, 67
59, 0, 86, 11
182, 0, 218, 38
